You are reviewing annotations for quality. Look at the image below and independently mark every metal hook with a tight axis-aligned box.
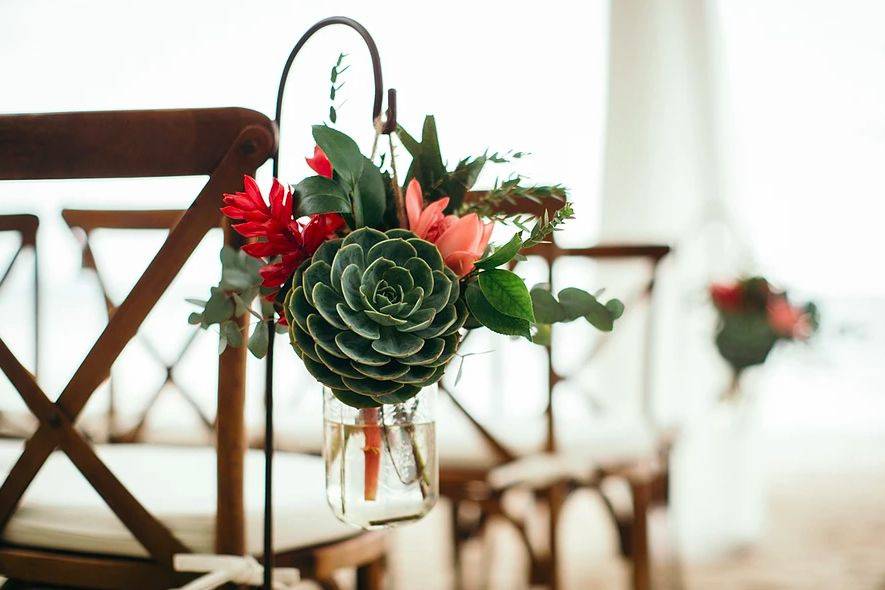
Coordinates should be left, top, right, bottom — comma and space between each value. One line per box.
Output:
272, 16, 397, 177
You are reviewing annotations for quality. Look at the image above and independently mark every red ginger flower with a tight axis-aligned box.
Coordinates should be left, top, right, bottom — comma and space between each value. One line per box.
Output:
306, 146, 333, 178
221, 175, 344, 290
710, 282, 743, 312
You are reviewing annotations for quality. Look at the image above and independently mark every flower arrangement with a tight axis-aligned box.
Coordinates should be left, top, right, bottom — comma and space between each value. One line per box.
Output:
190, 115, 624, 408
710, 276, 818, 396
188, 103, 623, 521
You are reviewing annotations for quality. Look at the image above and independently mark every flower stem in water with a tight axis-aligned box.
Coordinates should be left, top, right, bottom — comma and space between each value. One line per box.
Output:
360, 407, 382, 501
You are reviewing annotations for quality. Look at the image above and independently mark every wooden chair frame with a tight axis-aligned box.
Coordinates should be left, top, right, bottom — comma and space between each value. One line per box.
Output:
0, 108, 386, 589
441, 242, 671, 590
0, 215, 39, 438
62, 208, 214, 443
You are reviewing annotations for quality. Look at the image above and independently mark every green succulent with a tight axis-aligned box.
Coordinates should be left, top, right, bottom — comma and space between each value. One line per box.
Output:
284, 227, 467, 408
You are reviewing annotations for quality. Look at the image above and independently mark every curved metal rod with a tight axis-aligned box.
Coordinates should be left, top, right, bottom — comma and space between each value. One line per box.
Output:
271, 15, 394, 177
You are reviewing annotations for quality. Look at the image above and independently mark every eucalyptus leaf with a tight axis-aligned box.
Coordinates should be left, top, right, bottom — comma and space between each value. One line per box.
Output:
203, 287, 234, 324
248, 321, 269, 358
606, 298, 625, 320
223, 320, 243, 348
530, 287, 564, 324
529, 284, 624, 333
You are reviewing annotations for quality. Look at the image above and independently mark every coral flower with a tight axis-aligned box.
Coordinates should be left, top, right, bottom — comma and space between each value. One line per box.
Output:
222, 175, 344, 289
767, 297, 811, 339
710, 282, 743, 312
405, 179, 493, 276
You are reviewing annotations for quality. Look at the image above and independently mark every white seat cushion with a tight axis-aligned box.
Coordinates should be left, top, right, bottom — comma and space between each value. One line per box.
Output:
0, 440, 356, 558
437, 403, 658, 471
269, 396, 659, 472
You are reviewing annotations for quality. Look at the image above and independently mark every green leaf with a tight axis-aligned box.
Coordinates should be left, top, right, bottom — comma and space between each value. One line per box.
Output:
398, 116, 450, 206
529, 285, 624, 333
312, 125, 364, 185
478, 269, 535, 322
354, 156, 386, 228
294, 176, 351, 216
329, 106, 337, 124
533, 323, 552, 347
188, 312, 203, 326
465, 282, 531, 339
248, 321, 269, 358
203, 287, 234, 324
606, 298, 625, 320
530, 287, 564, 324
558, 288, 602, 321
223, 320, 243, 348
475, 232, 523, 270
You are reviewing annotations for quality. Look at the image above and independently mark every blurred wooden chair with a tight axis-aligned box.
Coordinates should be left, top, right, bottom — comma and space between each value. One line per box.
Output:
0, 108, 386, 589
61, 208, 215, 444
440, 242, 671, 590
0, 214, 40, 438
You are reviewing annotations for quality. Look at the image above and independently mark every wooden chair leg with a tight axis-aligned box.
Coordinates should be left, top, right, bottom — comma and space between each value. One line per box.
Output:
450, 500, 464, 590
356, 555, 385, 590
546, 482, 568, 590
629, 477, 652, 590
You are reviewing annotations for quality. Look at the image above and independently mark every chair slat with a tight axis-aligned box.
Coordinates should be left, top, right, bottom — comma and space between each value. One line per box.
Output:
62, 209, 185, 232
0, 108, 276, 180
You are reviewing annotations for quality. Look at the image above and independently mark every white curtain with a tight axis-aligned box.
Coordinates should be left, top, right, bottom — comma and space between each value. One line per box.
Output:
599, 0, 758, 559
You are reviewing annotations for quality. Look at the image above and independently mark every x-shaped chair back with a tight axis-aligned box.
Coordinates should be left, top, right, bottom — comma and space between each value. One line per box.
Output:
0, 108, 276, 587
442, 241, 671, 461
61, 208, 214, 443
0, 214, 39, 437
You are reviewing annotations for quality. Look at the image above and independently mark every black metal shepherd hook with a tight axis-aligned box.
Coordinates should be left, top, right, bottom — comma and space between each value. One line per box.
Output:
263, 16, 396, 590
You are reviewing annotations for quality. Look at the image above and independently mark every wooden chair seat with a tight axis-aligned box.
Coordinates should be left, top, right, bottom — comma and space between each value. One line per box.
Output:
0, 440, 357, 558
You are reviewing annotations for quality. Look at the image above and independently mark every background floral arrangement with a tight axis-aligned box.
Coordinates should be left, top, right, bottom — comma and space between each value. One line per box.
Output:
710, 276, 818, 386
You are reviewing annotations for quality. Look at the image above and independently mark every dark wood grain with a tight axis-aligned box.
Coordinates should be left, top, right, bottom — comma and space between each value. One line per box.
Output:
0, 108, 277, 180
62, 209, 185, 232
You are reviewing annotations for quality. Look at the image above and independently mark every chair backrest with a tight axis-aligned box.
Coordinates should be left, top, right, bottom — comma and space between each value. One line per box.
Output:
0, 215, 40, 438
440, 234, 671, 460
0, 108, 276, 580
533, 243, 671, 453
61, 208, 217, 445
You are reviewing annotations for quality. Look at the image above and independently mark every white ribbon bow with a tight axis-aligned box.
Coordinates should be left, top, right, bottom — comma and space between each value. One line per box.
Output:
173, 553, 300, 590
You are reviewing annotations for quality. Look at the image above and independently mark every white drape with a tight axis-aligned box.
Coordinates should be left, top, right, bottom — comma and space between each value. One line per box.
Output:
600, 0, 759, 559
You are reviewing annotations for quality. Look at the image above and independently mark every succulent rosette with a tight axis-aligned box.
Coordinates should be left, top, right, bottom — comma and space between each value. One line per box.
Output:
284, 227, 467, 408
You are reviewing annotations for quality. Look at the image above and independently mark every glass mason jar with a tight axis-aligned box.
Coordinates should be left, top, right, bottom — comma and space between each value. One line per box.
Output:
323, 385, 438, 529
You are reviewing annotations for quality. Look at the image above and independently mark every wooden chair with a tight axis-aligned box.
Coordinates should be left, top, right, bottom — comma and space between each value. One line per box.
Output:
0, 215, 39, 438
440, 241, 671, 590
0, 108, 386, 589
61, 208, 214, 444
